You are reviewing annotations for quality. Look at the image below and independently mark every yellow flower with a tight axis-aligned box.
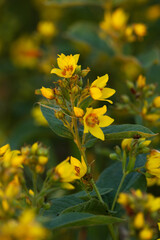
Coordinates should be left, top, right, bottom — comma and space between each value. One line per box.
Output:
137, 75, 146, 88
0, 144, 10, 156
146, 194, 160, 212
74, 107, 84, 117
117, 193, 128, 206
144, 113, 160, 122
3, 150, 24, 168
37, 21, 56, 37
153, 96, 160, 108
133, 23, 147, 37
139, 228, 153, 240
147, 176, 160, 187
40, 87, 54, 100
134, 212, 145, 229
54, 156, 87, 183
51, 53, 80, 78
158, 222, 160, 230
111, 8, 128, 30
90, 74, 115, 103
121, 138, 133, 150
38, 156, 48, 165
83, 105, 114, 141
100, 8, 128, 32
146, 150, 160, 178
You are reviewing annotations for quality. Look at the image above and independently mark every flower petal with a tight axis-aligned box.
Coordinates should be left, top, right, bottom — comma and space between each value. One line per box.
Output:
89, 125, 105, 141
50, 68, 64, 77
100, 88, 116, 99
92, 105, 107, 116
99, 115, 114, 127
91, 74, 109, 88
90, 87, 102, 100
73, 54, 80, 65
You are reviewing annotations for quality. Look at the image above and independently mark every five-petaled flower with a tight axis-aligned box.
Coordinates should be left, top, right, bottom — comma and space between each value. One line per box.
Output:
51, 53, 79, 78
83, 105, 114, 141
90, 74, 115, 103
53, 156, 87, 188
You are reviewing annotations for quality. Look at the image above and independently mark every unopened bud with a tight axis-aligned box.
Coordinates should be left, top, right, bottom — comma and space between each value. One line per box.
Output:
56, 97, 63, 105
37, 147, 48, 156
35, 89, 42, 95
109, 153, 118, 160
21, 146, 30, 155
74, 107, 84, 117
115, 145, 121, 155
31, 142, 39, 154
43, 202, 51, 210
38, 156, 48, 165
81, 67, 90, 77
71, 85, 79, 95
41, 87, 55, 100
126, 80, 134, 89
78, 77, 83, 87
121, 95, 130, 103
141, 147, 150, 154
54, 88, 62, 96
55, 111, 65, 120
75, 65, 81, 75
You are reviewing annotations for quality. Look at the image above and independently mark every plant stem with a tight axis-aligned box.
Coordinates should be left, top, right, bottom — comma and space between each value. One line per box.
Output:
32, 171, 38, 207
90, 178, 104, 203
111, 172, 127, 211
108, 224, 117, 240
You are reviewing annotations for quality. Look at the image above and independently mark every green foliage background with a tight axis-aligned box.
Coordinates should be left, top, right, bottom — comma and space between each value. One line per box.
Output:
0, 0, 160, 239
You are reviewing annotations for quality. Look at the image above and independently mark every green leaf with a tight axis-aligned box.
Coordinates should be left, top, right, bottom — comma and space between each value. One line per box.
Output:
40, 104, 73, 139
44, 212, 124, 230
61, 198, 108, 215
66, 22, 115, 56
96, 154, 147, 209
85, 124, 156, 148
76, 187, 113, 200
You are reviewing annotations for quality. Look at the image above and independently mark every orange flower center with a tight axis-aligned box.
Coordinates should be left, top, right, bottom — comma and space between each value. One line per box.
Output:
75, 166, 80, 176
85, 113, 99, 127
62, 65, 74, 76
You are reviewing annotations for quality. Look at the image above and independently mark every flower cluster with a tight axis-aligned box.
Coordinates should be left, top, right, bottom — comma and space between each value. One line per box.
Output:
100, 8, 147, 45
117, 74, 160, 126
38, 53, 115, 141
0, 210, 48, 240
21, 142, 49, 174
118, 189, 160, 240
110, 138, 151, 173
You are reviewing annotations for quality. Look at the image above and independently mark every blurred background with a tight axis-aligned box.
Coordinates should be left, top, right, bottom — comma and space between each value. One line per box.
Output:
0, 0, 160, 239
0, 0, 160, 168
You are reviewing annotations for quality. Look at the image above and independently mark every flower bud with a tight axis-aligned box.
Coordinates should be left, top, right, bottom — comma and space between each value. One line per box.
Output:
109, 153, 118, 160
121, 95, 130, 103
153, 96, 160, 108
81, 67, 90, 77
74, 107, 84, 117
31, 142, 38, 154
134, 212, 144, 229
55, 111, 65, 120
41, 87, 54, 100
38, 156, 48, 165
56, 97, 63, 105
126, 80, 134, 89
71, 86, 80, 95
115, 145, 121, 155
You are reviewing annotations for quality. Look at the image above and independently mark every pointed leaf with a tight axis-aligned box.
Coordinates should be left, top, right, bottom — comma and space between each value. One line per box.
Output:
40, 104, 73, 139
